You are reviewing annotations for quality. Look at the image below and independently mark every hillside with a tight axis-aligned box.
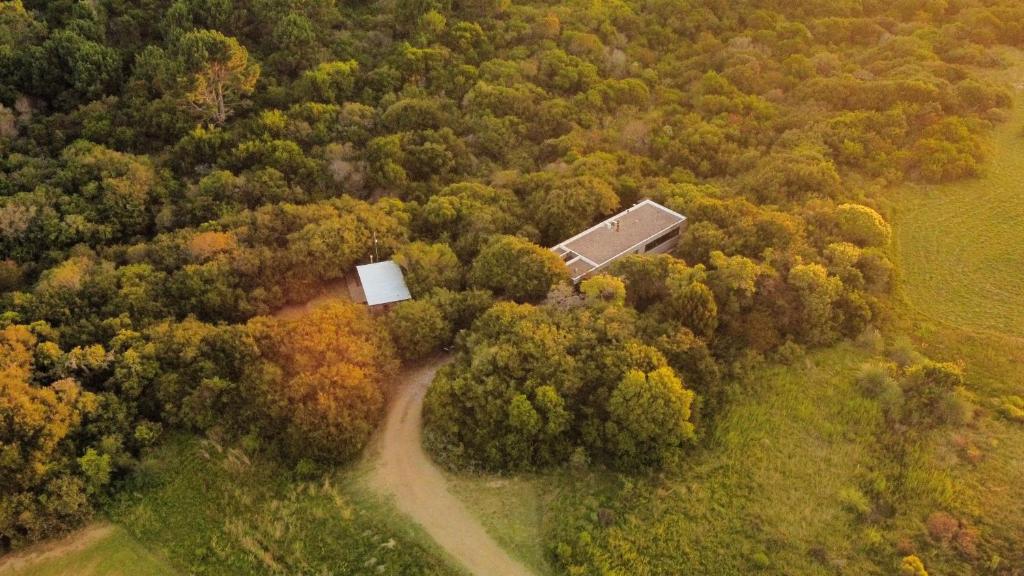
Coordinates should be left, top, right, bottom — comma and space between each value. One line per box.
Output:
3, 1, 1024, 575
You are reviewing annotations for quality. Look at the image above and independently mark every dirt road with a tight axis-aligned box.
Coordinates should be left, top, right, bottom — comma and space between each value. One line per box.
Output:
367, 358, 535, 576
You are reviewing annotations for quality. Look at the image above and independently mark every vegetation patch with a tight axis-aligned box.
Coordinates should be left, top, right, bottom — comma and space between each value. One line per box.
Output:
107, 436, 458, 576
0, 524, 174, 576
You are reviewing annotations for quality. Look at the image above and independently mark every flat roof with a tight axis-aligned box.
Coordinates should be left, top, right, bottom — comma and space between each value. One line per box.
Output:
355, 260, 412, 306
552, 199, 686, 279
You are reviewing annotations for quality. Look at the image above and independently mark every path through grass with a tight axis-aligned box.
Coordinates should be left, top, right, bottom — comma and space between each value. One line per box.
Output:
104, 436, 460, 576
0, 524, 175, 576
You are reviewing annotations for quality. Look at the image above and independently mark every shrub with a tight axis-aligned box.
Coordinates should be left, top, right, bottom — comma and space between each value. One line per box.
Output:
835, 203, 892, 247
838, 487, 872, 518
955, 523, 980, 558
926, 511, 959, 543
902, 362, 965, 428
899, 555, 928, 576
996, 395, 1024, 423
385, 299, 452, 361
856, 362, 897, 397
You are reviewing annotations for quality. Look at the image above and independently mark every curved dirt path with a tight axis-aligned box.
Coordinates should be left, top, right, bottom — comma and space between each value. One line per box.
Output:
367, 358, 534, 576
0, 523, 114, 574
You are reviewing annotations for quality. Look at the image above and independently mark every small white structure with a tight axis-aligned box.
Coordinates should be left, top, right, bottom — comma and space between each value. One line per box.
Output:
354, 260, 412, 308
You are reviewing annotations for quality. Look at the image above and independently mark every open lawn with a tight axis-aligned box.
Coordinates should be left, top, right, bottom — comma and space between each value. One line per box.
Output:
895, 50, 1024, 341
446, 474, 556, 576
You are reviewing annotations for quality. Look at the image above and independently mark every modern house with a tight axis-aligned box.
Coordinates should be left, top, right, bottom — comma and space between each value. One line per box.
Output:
349, 260, 412, 311
551, 199, 687, 283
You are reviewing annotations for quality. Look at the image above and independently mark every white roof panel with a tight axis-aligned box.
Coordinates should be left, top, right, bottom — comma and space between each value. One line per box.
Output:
356, 260, 412, 306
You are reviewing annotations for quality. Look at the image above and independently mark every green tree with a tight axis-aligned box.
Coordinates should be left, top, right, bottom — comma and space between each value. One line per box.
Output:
77, 448, 111, 496
386, 299, 452, 361
580, 274, 626, 308
175, 29, 260, 125
276, 364, 384, 463
0, 325, 98, 545
27, 29, 121, 108
268, 13, 319, 77
468, 235, 569, 302
393, 241, 463, 297
606, 367, 695, 468
834, 203, 892, 247
664, 273, 719, 339
248, 302, 398, 463
529, 176, 619, 244
787, 263, 843, 345
295, 60, 358, 104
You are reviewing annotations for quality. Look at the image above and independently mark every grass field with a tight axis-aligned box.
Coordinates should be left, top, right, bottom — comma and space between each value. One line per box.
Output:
891, 47, 1024, 571
101, 437, 461, 576
544, 344, 902, 575
0, 525, 175, 576
1, 436, 463, 576
895, 54, 1024, 340
446, 474, 556, 576
0, 425, 465, 576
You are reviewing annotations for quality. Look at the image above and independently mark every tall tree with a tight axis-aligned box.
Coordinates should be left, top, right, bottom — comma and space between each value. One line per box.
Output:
175, 30, 260, 125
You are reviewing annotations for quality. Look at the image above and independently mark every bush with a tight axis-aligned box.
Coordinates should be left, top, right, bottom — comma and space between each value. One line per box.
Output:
902, 362, 965, 428
926, 511, 959, 543
385, 299, 452, 361
856, 362, 896, 397
899, 555, 928, 576
835, 203, 892, 247
838, 487, 872, 518
995, 395, 1024, 423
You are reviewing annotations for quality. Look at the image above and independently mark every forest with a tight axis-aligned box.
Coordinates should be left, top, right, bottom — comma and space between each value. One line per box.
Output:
2, 0, 1024, 573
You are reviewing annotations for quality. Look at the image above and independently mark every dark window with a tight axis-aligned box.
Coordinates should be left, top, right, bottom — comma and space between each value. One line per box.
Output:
643, 227, 680, 252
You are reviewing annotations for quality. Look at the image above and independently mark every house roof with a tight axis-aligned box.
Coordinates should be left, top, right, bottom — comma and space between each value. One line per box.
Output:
355, 260, 412, 306
551, 199, 686, 280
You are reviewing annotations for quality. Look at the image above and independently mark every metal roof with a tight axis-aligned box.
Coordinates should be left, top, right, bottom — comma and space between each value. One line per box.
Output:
355, 260, 412, 306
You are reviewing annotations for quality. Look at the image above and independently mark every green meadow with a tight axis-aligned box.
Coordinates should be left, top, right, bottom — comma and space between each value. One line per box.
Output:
891, 49, 1024, 571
